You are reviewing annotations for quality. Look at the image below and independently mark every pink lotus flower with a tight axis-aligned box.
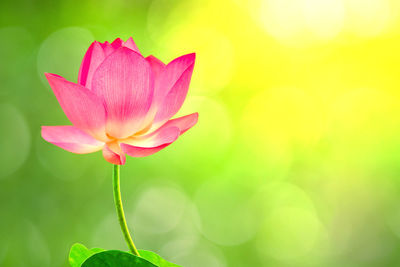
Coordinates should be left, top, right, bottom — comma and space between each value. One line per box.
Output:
42, 37, 198, 165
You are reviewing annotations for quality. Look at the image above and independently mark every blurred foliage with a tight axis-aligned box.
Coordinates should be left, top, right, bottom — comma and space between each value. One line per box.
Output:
1, 0, 400, 266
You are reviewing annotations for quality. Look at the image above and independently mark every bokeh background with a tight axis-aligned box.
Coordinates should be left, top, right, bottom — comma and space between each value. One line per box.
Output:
1, 0, 400, 266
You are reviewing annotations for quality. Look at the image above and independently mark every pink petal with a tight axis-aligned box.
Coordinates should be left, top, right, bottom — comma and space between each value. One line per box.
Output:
162, 112, 199, 134
111, 38, 123, 49
100, 41, 110, 49
79, 38, 142, 89
100, 41, 115, 57
78, 41, 106, 89
146, 55, 165, 82
123, 113, 198, 157
92, 47, 154, 139
103, 144, 126, 165
121, 126, 180, 157
100, 38, 141, 58
45, 73, 109, 141
151, 53, 196, 129
42, 126, 104, 154
124, 126, 180, 147
135, 55, 166, 132
121, 143, 172, 158
146, 55, 166, 108
123, 37, 141, 54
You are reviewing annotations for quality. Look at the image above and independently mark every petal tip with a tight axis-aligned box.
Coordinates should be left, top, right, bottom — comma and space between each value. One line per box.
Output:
185, 53, 196, 63
44, 72, 64, 81
92, 41, 103, 47
190, 113, 199, 127
41, 126, 49, 140
183, 52, 196, 62
180, 113, 199, 134
111, 38, 123, 48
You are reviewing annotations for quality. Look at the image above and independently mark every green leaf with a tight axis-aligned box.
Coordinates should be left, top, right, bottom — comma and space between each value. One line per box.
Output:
69, 244, 181, 267
69, 243, 105, 267
82, 250, 157, 267
139, 250, 181, 267
69, 243, 91, 267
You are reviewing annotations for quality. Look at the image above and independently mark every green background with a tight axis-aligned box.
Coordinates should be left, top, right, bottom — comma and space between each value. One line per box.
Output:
2, 0, 400, 266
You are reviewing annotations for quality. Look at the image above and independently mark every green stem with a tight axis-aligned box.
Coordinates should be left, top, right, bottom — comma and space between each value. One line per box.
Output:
112, 164, 140, 256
